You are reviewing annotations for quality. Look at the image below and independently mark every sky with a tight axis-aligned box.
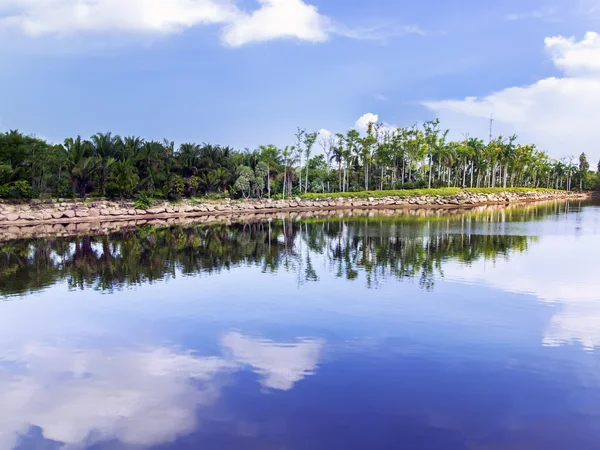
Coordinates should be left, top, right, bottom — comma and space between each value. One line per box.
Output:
1, 0, 599, 163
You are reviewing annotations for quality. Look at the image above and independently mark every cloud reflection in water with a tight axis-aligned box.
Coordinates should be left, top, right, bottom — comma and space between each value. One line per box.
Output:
0, 333, 324, 449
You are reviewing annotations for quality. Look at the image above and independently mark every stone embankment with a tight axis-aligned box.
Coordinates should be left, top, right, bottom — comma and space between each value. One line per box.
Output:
0, 190, 590, 227
0, 200, 576, 242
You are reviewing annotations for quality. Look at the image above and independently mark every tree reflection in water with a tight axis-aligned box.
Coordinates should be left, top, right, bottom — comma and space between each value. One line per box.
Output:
0, 201, 581, 297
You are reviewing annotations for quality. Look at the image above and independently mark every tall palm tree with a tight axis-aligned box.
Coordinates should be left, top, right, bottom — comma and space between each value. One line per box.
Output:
64, 136, 95, 197
90, 132, 122, 196
178, 143, 201, 177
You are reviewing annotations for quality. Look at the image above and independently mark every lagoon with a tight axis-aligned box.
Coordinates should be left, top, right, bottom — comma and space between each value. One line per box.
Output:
1, 200, 600, 449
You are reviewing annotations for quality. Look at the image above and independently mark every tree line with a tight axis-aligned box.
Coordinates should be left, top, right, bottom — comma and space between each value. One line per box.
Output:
1, 120, 598, 200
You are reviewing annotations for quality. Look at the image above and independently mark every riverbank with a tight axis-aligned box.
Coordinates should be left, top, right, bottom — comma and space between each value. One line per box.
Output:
0, 198, 590, 242
0, 189, 591, 229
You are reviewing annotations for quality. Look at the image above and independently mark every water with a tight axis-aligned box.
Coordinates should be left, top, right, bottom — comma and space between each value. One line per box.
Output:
1, 200, 600, 450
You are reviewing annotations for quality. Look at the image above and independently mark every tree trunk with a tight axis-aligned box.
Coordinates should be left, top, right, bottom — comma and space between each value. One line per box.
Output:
428, 153, 433, 189
305, 160, 309, 194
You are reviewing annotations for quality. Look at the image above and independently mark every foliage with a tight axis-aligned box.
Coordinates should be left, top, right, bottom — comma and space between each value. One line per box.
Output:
133, 193, 153, 210
163, 174, 185, 200
0, 180, 33, 199
0, 122, 597, 202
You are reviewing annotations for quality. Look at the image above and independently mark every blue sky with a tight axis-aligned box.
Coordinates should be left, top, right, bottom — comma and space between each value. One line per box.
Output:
1, 0, 599, 162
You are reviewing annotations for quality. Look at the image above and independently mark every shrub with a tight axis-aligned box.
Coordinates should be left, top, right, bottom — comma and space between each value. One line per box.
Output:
133, 193, 153, 210
0, 180, 34, 199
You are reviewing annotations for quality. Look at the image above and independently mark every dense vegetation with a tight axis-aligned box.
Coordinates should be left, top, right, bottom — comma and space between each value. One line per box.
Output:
1, 202, 570, 297
1, 120, 598, 201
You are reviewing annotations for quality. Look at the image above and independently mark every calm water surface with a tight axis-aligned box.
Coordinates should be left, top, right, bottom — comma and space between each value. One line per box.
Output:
1, 200, 600, 449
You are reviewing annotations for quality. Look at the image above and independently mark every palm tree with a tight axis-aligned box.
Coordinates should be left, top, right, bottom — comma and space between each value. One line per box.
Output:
136, 141, 164, 194
178, 143, 201, 177
64, 136, 95, 198
90, 132, 122, 196
123, 136, 144, 162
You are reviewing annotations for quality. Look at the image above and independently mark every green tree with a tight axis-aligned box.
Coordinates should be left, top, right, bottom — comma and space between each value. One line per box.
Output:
90, 132, 122, 196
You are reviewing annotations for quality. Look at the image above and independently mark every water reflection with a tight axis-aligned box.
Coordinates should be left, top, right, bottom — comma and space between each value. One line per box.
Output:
1, 201, 583, 298
0, 333, 323, 449
1, 199, 600, 450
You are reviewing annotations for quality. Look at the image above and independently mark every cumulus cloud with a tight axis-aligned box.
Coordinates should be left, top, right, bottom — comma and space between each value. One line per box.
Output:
423, 32, 600, 162
0, 0, 423, 48
315, 113, 398, 153
0, 0, 329, 47
0, 0, 237, 36
354, 112, 398, 136
354, 112, 380, 134
0, 332, 324, 448
221, 0, 329, 47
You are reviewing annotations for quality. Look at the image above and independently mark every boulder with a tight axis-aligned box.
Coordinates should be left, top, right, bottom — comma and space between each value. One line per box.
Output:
6, 213, 20, 221
63, 210, 76, 219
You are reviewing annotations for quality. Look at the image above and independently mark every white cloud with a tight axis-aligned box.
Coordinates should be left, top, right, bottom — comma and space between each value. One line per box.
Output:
355, 112, 380, 134
316, 113, 397, 149
505, 6, 558, 21
545, 31, 600, 75
354, 112, 397, 136
0, 0, 329, 47
0, 0, 424, 48
333, 23, 425, 42
0, 332, 324, 448
423, 32, 600, 163
0, 0, 237, 36
221, 0, 329, 47
222, 332, 323, 390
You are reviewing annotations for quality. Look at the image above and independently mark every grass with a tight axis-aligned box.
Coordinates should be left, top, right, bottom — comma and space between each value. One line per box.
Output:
301, 187, 560, 200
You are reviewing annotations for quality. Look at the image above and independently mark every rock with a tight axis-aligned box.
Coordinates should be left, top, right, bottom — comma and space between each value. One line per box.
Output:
6, 213, 20, 221
20, 212, 42, 220
135, 209, 147, 215
62, 210, 76, 219
75, 210, 90, 218
146, 207, 166, 215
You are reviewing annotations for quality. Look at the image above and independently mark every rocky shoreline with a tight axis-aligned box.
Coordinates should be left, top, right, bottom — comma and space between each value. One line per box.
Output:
0, 190, 591, 228
0, 197, 587, 242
